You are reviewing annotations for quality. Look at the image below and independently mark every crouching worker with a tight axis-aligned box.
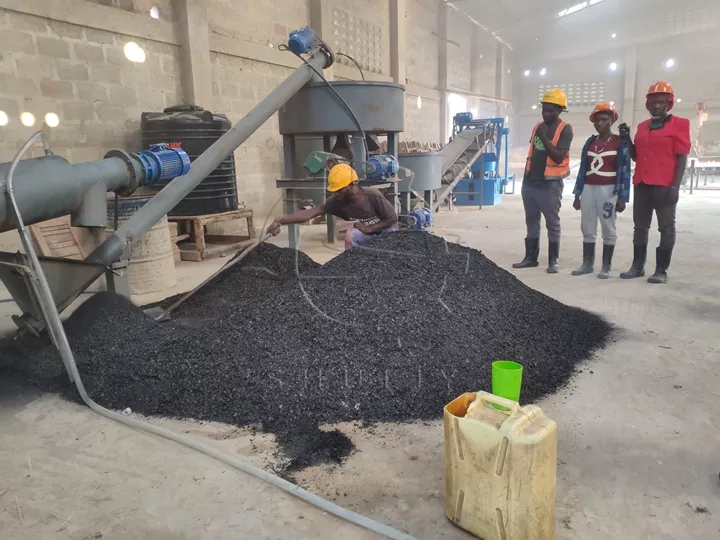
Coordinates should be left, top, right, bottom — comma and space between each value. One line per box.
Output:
571, 103, 631, 279
267, 163, 398, 249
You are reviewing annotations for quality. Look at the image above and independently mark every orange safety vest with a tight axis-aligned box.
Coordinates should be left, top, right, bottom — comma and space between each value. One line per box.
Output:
525, 120, 571, 180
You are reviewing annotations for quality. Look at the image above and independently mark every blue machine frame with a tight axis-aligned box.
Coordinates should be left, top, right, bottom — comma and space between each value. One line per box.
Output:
452, 113, 515, 196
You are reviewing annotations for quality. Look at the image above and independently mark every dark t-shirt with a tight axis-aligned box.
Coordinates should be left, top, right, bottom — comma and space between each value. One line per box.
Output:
524, 123, 574, 187
324, 187, 396, 227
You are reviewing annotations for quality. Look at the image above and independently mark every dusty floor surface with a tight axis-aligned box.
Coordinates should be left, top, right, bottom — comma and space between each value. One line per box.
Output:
1, 185, 719, 539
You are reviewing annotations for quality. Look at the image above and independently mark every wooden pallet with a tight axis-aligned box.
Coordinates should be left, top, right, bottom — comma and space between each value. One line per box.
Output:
29, 217, 86, 259
169, 209, 256, 262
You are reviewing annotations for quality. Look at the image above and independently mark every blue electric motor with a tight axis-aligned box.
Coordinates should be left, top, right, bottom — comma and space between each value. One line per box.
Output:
454, 112, 473, 124
366, 154, 399, 180
288, 27, 319, 55
134, 143, 191, 185
408, 208, 433, 230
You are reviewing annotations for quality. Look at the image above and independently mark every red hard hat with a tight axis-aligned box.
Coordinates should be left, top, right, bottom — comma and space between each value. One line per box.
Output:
589, 102, 619, 123
646, 80, 675, 111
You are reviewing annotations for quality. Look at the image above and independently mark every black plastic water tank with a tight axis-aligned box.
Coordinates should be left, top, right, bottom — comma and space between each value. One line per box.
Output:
141, 105, 238, 217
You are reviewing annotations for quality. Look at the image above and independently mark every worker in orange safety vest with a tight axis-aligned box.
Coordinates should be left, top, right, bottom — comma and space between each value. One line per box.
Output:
513, 88, 574, 273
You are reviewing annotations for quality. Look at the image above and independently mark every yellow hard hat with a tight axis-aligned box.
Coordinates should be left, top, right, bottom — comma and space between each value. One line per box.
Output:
541, 88, 568, 111
327, 163, 358, 192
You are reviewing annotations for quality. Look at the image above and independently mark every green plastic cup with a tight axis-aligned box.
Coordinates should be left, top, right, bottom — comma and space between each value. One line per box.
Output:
491, 360, 523, 411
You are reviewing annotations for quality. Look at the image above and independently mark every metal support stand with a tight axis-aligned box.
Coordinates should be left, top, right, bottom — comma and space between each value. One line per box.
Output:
424, 190, 433, 209
400, 191, 411, 215
106, 261, 130, 296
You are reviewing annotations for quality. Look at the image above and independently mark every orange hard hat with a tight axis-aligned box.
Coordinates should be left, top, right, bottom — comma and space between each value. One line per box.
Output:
589, 102, 619, 123
646, 80, 675, 111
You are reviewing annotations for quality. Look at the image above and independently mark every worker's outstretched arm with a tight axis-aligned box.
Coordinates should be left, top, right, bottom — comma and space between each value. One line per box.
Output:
267, 204, 326, 235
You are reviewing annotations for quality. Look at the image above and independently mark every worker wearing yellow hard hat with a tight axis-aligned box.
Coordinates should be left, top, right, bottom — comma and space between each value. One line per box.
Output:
571, 102, 631, 279
267, 163, 398, 249
513, 88, 574, 274
617, 80, 691, 284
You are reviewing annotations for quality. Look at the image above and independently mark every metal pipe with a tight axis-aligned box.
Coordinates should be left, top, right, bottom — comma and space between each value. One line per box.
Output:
0, 156, 134, 232
88, 50, 329, 265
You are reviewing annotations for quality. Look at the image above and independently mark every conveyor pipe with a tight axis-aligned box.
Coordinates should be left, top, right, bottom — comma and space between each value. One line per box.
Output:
0, 156, 135, 232
88, 50, 330, 265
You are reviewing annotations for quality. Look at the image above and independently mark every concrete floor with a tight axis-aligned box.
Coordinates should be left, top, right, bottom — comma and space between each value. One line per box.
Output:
1, 187, 719, 539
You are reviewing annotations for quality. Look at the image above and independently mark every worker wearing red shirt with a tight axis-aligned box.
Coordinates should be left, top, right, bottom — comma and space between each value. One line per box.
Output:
618, 81, 691, 284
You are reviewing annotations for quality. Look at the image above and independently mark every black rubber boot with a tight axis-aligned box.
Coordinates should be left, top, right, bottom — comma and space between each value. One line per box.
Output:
598, 244, 615, 279
547, 241, 560, 274
512, 238, 540, 269
647, 247, 672, 284
571, 242, 595, 276
620, 244, 647, 279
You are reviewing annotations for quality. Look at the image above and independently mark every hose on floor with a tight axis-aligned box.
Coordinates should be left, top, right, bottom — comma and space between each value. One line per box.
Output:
3, 132, 417, 540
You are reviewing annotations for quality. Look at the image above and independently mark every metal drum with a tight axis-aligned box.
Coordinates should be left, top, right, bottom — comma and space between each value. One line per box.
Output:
397, 152, 444, 192
106, 197, 176, 295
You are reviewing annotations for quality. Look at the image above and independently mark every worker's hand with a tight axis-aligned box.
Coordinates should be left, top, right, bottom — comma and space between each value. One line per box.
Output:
572, 196, 581, 211
618, 123, 631, 140
616, 202, 626, 213
535, 123, 549, 141
667, 187, 680, 206
354, 221, 371, 234
267, 220, 282, 236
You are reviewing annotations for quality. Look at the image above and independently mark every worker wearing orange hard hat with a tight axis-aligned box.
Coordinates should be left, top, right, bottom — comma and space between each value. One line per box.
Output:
267, 163, 398, 249
513, 88, 574, 274
618, 81, 691, 283
571, 103, 631, 278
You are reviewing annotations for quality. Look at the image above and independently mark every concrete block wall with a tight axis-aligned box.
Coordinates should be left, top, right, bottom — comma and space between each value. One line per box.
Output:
448, 11, 472, 93
406, 0, 438, 90
0, 9, 183, 163
330, 0, 391, 78
210, 52, 292, 213
404, 92, 440, 143
206, 0, 309, 49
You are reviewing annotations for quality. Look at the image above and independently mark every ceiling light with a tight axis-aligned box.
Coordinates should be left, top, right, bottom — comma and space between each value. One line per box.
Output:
540, 68, 547, 76
677, 98, 682, 103
124, 42, 146, 63
20, 112, 35, 127
609, 62, 618, 71
665, 58, 675, 68
416, 96, 422, 109
559, 2, 588, 18
0, 110, 8, 126
44, 112, 60, 127
611, 33, 617, 38
532, 105, 538, 110
524, 70, 530, 76
610, 101, 615, 106
150, 6, 159, 19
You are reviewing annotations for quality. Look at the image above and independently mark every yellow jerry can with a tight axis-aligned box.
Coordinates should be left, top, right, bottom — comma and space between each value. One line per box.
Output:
444, 391, 557, 540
